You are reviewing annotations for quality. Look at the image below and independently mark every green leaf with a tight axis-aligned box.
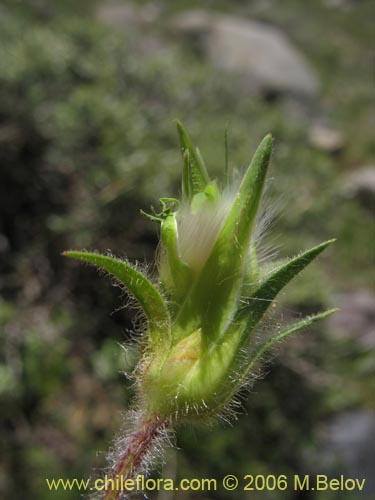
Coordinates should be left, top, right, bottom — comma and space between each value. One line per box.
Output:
177, 121, 210, 200
62, 251, 171, 346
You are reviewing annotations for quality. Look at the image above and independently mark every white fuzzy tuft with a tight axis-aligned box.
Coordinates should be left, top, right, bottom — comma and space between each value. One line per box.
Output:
176, 190, 235, 274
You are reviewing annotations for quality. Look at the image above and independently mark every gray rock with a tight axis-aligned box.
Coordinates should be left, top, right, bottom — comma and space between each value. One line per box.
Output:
309, 123, 345, 153
97, 2, 160, 27
323, 0, 359, 9
0, 233, 9, 253
317, 410, 375, 496
96, 2, 165, 57
172, 10, 320, 98
329, 289, 375, 348
342, 166, 375, 211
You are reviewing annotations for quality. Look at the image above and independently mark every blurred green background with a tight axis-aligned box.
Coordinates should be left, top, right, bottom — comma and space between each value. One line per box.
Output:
0, 1, 374, 499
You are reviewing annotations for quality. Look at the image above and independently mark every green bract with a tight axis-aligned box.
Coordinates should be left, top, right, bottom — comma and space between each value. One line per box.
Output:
64, 122, 336, 422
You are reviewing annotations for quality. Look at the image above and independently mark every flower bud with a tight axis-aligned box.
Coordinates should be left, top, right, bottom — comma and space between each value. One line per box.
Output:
64, 122, 336, 423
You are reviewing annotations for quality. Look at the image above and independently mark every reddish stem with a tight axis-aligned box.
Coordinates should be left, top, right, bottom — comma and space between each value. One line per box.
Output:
102, 416, 168, 500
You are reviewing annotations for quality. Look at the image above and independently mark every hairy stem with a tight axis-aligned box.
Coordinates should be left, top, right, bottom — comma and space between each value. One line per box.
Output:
102, 415, 169, 500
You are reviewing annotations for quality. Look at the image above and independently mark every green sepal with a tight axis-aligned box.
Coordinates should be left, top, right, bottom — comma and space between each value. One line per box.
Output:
140, 198, 179, 223
160, 214, 192, 300
62, 251, 171, 346
218, 134, 272, 252
177, 121, 210, 200
210, 308, 338, 414
190, 181, 219, 213
233, 239, 335, 346
245, 308, 338, 371
241, 309, 337, 398
175, 135, 273, 341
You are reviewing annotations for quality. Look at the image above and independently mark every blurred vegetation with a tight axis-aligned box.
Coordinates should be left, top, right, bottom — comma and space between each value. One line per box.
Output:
0, 1, 373, 499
